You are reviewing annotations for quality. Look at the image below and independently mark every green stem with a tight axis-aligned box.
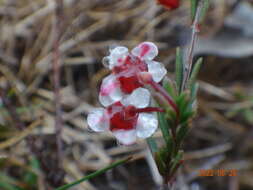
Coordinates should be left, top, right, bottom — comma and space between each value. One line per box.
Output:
54, 157, 131, 190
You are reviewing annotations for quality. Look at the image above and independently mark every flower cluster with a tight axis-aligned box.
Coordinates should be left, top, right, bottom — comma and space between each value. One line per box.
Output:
87, 42, 167, 145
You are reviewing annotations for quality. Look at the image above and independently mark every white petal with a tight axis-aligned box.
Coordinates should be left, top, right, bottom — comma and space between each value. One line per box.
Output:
146, 60, 167, 82
99, 74, 124, 107
131, 42, 158, 60
112, 129, 137, 145
108, 46, 128, 69
87, 108, 109, 132
136, 113, 158, 138
121, 88, 150, 108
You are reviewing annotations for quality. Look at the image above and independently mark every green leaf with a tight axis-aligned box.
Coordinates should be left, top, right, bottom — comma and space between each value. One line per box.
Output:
176, 93, 189, 114
175, 47, 184, 93
146, 137, 158, 153
0, 173, 25, 190
165, 109, 177, 122
243, 109, 253, 124
181, 111, 194, 123
176, 123, 189, 144
179, 98, 189, 115
171, 150, 183, 167
24, 157, 40, 187
191, 0, 198, 20
188, 57, 203, 89
155, 149, 167, 176
54, 158, 131, 190
190, 83, 199, 102
0, 182, 21, 190
169, 150, 184, 177
200, 0, 210, 23
157, 112, 171, 146
163, 77, 177, 98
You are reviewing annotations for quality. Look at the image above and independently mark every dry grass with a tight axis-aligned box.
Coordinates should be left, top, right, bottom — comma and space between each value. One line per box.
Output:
0, 0, 252, 189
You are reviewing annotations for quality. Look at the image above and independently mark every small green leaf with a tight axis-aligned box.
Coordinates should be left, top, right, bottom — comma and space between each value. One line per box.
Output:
169, 150, 184, 177
176, 93, 189, 114
165, 108, 177, 122
55, 158, 130, 190
175, 47, 184, 93
0, 173, 25, 190
163, 77, 177, 98
200, 0, 210, 23
181, 111, 194, 123
6, 88, 15, 98
176, 93, 186, 105
191, 0, 198, 20
243, 109, 253, 124
172, 150, 183, 166
176, 123, 189, 144
179, 98, 190, 115
190, 83, 199, 102
146, 137, 158, 153
24, 157, 40, 187
155, 149, 168, 176
0, 182, 22, 190
157, 112, 171, 146
188, 57, 203, 89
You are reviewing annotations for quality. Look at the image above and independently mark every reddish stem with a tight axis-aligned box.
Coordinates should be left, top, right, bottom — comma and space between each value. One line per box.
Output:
181, 1, 203, 91
136, 107, 165, 113
149, 80, 179, 115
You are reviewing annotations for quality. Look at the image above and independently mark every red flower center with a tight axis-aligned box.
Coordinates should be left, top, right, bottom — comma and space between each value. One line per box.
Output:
113, 55, 148, 94
107, 102, 138, 131
106, 102, 164, 132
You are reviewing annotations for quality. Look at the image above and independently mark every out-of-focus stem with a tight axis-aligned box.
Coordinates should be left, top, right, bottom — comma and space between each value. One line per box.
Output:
53, 0, 64, 166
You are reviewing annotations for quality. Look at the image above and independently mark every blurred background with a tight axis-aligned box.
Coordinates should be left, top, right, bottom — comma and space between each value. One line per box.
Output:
0, 0, 252, 189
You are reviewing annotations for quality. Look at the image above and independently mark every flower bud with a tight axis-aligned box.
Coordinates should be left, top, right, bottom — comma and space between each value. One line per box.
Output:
156, 0, 180, 10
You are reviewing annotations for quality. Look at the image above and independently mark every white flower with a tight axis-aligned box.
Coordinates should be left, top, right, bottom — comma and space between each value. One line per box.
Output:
87, 97, 158, 145
99, 42, 167, 107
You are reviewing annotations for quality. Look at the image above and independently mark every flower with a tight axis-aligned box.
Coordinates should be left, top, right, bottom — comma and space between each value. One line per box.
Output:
99, 42, 167, 107
156, 0, 180, 10
87, 98, 162, 145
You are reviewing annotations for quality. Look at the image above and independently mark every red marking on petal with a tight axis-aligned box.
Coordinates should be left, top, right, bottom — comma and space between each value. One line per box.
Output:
156, 0, 180, 10
100, 81, 118, 96
106, 102, 162, 132
112, 55, 148, 94
140, 43, 150, 57
107, 102, 138, 131
117, 58, 123, 63
118, 75, 143, 94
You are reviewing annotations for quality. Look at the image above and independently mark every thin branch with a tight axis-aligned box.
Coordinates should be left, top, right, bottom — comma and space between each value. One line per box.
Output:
182, 0, 204, 91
